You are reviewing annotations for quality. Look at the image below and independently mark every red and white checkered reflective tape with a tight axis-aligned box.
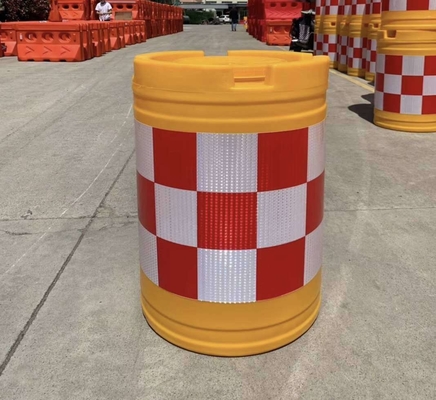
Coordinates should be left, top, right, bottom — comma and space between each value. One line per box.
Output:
317, 0, 340, 15
136, 121, 325, 304
347, 36, 367, 70
351, 0, 368, 15
365, 37, 377, 75
381, 0, 436, 12
370, 0, 382, 14
337, 34, 348, 66
315, 33, 338, 64
374, 54, 436, 114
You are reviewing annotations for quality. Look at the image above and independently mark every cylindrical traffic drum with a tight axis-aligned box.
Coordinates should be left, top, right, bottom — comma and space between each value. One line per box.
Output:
374, 30, 436, 133
133, 51, 330, 356
381, 0, 436, 30
346, 0, 369, 77
364, 0, 381, 82
337, 18, 350, 72
315, 15, 339, 68
336, 0, 351, 72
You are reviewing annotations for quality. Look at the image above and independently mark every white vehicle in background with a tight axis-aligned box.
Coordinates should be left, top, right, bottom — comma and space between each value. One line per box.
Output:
219, 15, 231, 24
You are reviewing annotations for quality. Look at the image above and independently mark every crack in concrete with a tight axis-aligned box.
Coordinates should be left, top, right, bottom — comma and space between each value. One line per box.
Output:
0, 148, 136, 377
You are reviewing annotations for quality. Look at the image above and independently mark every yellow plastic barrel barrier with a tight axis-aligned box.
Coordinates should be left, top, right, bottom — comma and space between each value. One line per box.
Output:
337, 18, 350, 72
364, 0, 381, 81
381, 0, 436, 31
315, 15, 339, 69
347, 15, 367, 77
133, 51, 330, 356
374, 30, 436, 133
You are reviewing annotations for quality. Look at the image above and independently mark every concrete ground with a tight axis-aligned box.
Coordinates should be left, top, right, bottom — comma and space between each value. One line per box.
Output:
0, 25, 435, 400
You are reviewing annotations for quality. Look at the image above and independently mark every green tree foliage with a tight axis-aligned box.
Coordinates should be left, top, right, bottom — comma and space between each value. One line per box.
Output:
3, 0, 50, 22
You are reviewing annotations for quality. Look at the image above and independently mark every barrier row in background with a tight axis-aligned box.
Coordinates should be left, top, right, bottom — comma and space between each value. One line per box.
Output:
314, 0, 381, 80
375, 0, 436, 133
0, 0, 183, 62
315, 0, 436, 133
247, 0, 311, 46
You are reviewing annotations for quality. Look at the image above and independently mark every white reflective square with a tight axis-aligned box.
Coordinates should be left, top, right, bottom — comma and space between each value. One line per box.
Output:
423, 76, 436, 96
135, 121, 154, 181
155, 184, 197, 247
400, 96, 423, 115
402, 56, 425, 76
374, 91, 384, 111
198, 249, 256, 303
257, 184, 307, 249
308, 121, 325, 182
376, 54, 386, 73
390, 0, 407, 11
384, 74, 402, 95
139, 223, 158, 285
197, 133, 258, 193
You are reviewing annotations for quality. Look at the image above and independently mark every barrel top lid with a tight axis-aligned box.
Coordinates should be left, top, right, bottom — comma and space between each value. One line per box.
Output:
133, 50, 330, 93
174, 55, 286, 67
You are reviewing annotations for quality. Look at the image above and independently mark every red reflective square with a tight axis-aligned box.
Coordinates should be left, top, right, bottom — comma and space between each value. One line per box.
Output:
157, 238, 197, 299
153, 128, 197, 190
424, 56, 436, 76
256, 238, 305, 300
198, 192, 257, 250
375, 73, 385, 92
383, 93, 401, 114
422, 96, 436, 115
137, 173, 156, 235
402, 76, 424, 96
258, 129, 308, 191
384, 55, 403, 75
306, 172, 324, 235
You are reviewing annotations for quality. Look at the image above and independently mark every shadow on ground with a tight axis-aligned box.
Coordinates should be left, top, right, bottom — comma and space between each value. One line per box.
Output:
348, 93, 374, 123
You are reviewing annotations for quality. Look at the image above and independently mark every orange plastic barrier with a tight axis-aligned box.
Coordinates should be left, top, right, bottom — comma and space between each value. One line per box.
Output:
58, 0, 90, 20
266, 20, 292, 45
16, 22, 87, 62
0, 22, 18, 56
111, 1, 140, 20
264, 0, 303, 19
108, 21, 121, 50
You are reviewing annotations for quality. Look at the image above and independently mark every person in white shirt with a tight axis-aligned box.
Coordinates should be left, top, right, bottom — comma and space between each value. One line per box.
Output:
95, 0, 112, 21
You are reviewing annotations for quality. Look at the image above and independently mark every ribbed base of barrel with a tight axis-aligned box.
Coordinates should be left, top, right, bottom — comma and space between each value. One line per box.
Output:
365, 71, 375, 82
347, 67, 366, 78
338, 63, 347, 73
140, 270, 321, 357
330, 61, 338, 69
374, 109, 436, 133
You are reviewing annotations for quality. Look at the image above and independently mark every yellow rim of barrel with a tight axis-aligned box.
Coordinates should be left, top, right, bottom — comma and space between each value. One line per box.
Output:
377, 29, 436, 57
140, 269, 322, 357
381, 10, 436, 31
374, 109, 436, 133
132, 50, 330, 133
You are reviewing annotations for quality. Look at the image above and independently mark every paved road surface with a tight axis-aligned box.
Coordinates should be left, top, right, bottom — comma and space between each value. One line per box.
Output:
0, 25, 435, 400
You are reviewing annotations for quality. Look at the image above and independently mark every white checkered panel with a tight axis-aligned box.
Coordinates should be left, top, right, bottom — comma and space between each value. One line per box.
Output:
197, 133, 258, 193
155, 184, 198, 247
198, 249, 257, 303
139, 224, 159, 286
257, 184, 307, 248
135, 121, 154, 181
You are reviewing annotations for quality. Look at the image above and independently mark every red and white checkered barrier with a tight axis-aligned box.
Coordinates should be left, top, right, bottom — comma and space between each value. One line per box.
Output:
351, 0, 368, 16
136, 121, 325, 304
365, 37, 377, 76
337, 33, 348, 68
370, 0, 382, 14
381, 0, 436, 12
348, 36, 367, 70
315, 33, 338, 64
374, 54, 436, 114
316, 0, 341, 16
